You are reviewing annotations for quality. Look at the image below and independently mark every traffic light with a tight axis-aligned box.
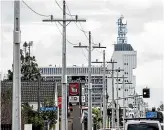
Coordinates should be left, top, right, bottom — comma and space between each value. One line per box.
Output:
107, 108, 112, 116
143, 88, 150, 98
119, 108, 123, 126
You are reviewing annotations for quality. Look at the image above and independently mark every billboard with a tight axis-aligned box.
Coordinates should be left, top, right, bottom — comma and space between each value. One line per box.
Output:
69, 83, 80, 96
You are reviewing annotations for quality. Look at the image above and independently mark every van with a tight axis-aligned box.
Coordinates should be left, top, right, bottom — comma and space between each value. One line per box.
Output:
125, 120, 162, 130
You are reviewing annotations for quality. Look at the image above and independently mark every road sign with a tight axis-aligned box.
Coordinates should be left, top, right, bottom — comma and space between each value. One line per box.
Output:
146, 111, 157, 118
40, 107, 57, 111
69, 96, 79, 103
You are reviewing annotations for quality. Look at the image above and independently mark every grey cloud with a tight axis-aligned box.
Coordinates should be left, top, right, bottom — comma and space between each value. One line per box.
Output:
1, 0, 162, 35
137, 52, 163, 65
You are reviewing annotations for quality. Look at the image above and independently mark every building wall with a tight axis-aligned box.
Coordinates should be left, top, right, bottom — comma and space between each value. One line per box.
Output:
39, 66, 108, 107
107, 51, 137, 114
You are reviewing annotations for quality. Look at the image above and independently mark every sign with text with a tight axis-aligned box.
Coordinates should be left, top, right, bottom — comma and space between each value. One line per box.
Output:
40, 107, 57, 111
69, 96, 79, 103
146, 111, 157, 118
69, 83, 80, 96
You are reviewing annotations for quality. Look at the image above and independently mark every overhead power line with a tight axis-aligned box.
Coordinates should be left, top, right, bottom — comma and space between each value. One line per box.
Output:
65, 3, 90, 40
53, 22, 78, 45
22, 0, 51, 17
55, 0, 75, 17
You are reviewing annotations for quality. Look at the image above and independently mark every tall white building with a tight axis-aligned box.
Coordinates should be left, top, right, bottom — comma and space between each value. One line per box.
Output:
107, 16, 137, 117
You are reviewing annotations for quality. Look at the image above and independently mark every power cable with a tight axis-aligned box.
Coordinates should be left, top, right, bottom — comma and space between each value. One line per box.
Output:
22, 0, 51, 17
53, 22, 78, 45
55, 0, 76, 17
65, 2, 90, 41
82, 49, 88, 61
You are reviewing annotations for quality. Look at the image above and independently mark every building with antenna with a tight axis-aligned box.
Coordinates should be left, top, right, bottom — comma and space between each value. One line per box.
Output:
107, 15, 137, 118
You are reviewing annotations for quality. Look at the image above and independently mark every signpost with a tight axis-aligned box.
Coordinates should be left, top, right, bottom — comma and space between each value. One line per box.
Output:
40, 107, 57, 111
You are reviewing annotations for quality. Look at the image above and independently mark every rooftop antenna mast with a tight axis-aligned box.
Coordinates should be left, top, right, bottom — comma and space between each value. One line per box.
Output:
117, 15, 127, 44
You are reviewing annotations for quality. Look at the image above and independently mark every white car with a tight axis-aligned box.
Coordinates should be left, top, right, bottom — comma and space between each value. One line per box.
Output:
125, 120, 162, 130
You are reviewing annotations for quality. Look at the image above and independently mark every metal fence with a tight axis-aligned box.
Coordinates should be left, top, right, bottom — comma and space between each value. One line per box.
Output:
1, 81, 61, 103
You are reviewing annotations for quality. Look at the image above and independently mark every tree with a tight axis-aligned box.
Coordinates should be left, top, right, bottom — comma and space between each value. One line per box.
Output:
7, 42, 40, 81
92, 108, 102, 129
1, 89, 12, 124
22, 103, 44, 130
41, 98, 58, 129
157, 102, 164, 111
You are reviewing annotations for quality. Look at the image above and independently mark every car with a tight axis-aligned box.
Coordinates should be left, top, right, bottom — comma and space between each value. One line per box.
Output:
125, 120, 162, 130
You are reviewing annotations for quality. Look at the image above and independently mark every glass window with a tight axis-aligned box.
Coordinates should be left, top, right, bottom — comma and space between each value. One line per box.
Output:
127, 123, 159, 130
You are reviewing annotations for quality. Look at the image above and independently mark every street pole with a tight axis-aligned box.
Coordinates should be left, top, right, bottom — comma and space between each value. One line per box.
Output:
102, 50, 107, 129
38, 75, 41, 114
12, 1, 21, 130
116, 70, 119, 129
88, 31, 92, 130
62, 1, 67, 130
111, 60, 115, 128
42, 1, 86, 130
74, 34, 106, 130
55, 83, 59, 130
122, 75, 125, 130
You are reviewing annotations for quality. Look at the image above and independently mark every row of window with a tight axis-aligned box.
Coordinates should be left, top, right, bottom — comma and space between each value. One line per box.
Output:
40, 67, 104, 75
124, 63, 128, 65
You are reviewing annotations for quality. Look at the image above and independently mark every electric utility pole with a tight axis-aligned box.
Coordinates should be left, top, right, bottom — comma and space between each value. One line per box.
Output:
111, 60, 117, 128
12, 1, 21, 130
92, 50, 117, 130
74, 33, 104, 130
42, 1, 86, 130
116, 76, 132, 130
115, 68, 124, 129
74, 32, 92, 130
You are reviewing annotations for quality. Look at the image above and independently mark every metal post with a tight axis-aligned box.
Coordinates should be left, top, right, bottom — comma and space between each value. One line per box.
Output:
116, 71, 119, 129
111, 60, 115, 128
88, 31, 92, 130
38, 75, 41, 114
12, 1, 21, 130
123, 75, 125, 130
103, 50, 107, 129
61, 1, 67, 130
100, 95, 103, 128
55, 83, 59, 130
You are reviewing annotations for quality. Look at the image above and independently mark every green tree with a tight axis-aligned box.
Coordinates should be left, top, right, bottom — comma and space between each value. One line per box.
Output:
7, 42, 40, 81
41, 98, 58, 129
22, 103, 44, 130
92, 108, 102, 129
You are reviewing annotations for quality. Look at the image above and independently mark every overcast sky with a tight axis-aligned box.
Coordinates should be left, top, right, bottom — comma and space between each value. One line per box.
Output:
0, 0, 164, 108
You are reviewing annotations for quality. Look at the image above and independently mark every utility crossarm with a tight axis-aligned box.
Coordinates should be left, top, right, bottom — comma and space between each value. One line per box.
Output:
92, 43, 106, 49
43, 16, 86, 27
108, 76, 128, 78
115, 82, 132, 84
114, 94, 143, 100
106, 69, 124, 71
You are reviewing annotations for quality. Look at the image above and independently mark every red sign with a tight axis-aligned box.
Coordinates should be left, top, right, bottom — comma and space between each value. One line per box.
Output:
58, 97, 62, 109
69, 83, 79, 96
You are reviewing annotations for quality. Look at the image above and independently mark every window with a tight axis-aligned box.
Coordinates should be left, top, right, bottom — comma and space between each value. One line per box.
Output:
127, 123, 160, 130
125, 72, 128, 74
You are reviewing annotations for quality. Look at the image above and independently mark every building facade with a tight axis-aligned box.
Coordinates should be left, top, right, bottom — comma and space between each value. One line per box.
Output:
39, 66, 108, 107
107, 16, 137, 117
